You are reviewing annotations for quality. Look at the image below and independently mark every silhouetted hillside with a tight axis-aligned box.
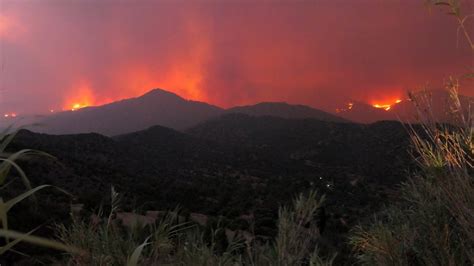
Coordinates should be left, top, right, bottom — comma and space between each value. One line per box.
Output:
115, 125, 228, 170
34, 89, 224, 136
9, 117, 416, 262
188, 114, 412, 184
227, 102, 349, 123
24, 89, 471, 137
337, 101, 391, 123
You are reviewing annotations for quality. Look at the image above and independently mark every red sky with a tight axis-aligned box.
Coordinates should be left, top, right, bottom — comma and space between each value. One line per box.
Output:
0, 0, 472, 115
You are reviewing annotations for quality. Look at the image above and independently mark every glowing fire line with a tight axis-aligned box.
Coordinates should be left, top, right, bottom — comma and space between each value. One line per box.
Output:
372, 99, 402, 111
70, 103, 88, 111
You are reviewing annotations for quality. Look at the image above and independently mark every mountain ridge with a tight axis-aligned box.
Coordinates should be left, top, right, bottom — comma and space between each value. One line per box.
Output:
19, 88, 472, 136
33, 88, 224, 136
227, 102, 349, 123
27, 88, 350, 136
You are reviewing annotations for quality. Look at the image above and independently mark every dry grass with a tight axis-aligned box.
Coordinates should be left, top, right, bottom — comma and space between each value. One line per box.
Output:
351, 2, 473, 264
351, 86, 473, 265
56, 189, 334, 266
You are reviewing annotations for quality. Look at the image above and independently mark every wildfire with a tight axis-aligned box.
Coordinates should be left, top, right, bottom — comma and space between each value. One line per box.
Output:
70, 103, 88, 111
3, 113, 17, 118
64, 80, 96, 111
372, 99, 402, 111
335, 102, 354, 113
373, 104, 392, 111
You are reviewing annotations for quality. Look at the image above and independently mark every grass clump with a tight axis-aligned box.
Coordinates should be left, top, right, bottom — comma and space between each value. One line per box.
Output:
351, 2, 473, 264
56, 188, 334, 265
350, 86, 473, 265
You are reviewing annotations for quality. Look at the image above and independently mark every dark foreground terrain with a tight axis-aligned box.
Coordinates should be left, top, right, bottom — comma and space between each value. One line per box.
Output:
6, 115, 414, 263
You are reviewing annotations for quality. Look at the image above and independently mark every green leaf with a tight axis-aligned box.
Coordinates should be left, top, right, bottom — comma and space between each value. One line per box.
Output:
0, 198, 8, 233
0, 158, 32, 189
0, 129, 20, 153
0, 149, 55, 186
0, 229, 82, 254
4, 185, 51, 213
0, 227, 38, 255
127, 237, 151, 266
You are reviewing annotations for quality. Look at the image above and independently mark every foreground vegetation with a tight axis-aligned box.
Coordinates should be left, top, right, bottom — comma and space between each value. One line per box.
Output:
0, 126, 78, 258
351, 85, 473, 265
351, 1, 473, 264
55, 189, 334, 265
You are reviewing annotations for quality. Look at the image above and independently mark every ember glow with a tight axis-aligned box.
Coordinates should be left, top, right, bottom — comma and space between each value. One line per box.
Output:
3, 113, 17, 118
335, 102, 354, 113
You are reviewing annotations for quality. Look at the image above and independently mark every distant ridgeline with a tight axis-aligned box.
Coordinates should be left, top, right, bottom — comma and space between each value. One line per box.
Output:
10, 88, 470, 136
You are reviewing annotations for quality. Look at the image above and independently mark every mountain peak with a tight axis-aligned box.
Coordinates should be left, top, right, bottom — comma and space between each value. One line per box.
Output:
35, 87, 224, 136
140, 88, 185, 100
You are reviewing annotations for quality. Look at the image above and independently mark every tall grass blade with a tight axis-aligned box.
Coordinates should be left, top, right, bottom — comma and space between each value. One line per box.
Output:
127, 237, 151, 266
0, 229, 81, 254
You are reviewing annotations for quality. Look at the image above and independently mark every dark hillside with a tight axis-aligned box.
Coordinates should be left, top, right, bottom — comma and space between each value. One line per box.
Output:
188, 114, 412, 184
8, 118, 415, 261
35, 89, 224, 136
227, 102, 349, 122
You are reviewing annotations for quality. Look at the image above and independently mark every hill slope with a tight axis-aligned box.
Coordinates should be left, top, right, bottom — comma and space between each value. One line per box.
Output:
9, 117, 415, 262
227, 102, 349, 123
188, 114, 412, 184
35, 89, 224, 136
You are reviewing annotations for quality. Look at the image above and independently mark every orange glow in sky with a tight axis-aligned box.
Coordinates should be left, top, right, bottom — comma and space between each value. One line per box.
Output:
0, 14, 25, 41
60, 64, 208, 112
0, 15, 12, 38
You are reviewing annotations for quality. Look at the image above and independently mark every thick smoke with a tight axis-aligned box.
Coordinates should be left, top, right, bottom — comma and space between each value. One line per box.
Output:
0, 0, 472, 114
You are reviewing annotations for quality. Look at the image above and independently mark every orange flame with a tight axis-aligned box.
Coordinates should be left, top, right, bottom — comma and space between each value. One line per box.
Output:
71, 103, 88, 111
3, 113, 17, 118
335, 102, 354, 113
63, 80, 96, 111
372, 99, 402, 111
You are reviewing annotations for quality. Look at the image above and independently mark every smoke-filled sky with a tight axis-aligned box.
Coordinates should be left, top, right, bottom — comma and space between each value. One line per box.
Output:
0, 0, 473, 115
